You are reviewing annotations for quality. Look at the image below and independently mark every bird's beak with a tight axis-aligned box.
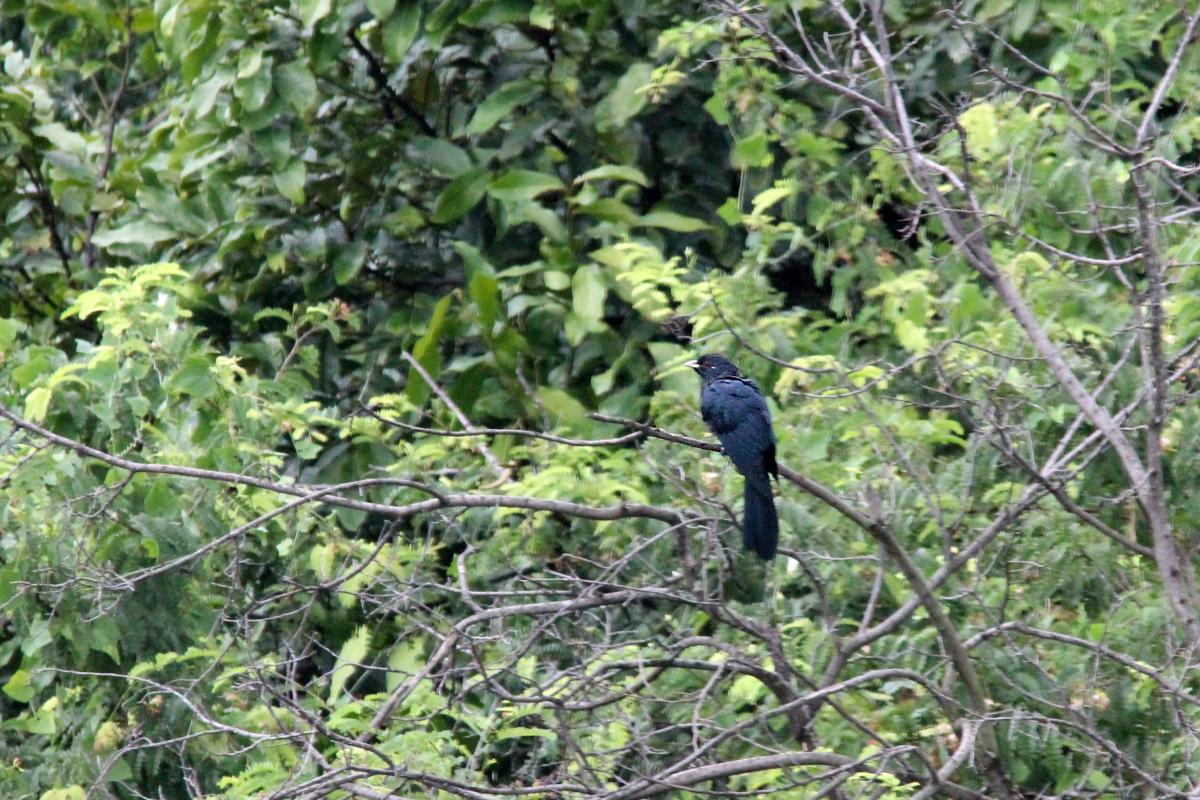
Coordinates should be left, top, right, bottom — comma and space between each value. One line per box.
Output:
684, 359, 699, 371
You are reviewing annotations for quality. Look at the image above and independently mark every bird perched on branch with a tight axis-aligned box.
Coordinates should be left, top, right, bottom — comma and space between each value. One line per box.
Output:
687, 354, 778, 559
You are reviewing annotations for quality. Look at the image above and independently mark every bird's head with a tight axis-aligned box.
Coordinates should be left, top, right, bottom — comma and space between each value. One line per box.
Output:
685, 354, 741, 382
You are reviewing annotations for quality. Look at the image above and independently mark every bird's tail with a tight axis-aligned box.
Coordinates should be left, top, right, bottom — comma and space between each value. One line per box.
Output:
743, 480, 778, 560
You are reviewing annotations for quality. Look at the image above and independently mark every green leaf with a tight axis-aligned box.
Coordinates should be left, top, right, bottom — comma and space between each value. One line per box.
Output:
894, 318, 931, 354
145, 481, 180, 516
1012, 0, 1038, 37
170, 356, 217, 399
469, 272, 503, 330
328, 625, 370, 704
959, 102, 998, 154
237, 48, 264, 79
465, 80, 539, 135
274, 158, 307, 204
93, 221, 177, 247
12, 351, 52, 388
704, 91, 730, 124
637, 210, 711, 232
460, 0, 527, 25
574, 165, 649, 186
529, 4, 552, 27
577, 198, 637, 225
431, 168, 487, 223
732, 131, 772, 168
729, 673, 767, 704
537, 387, 588, 432
454, 241, 495, 281
46, 363, 86, 391
407, 293, 453, 405
234, 62, 273, 111
591, 363, 617, 395
950, 283, 987, 327
0, 565, 16, 605
424, 0, 472, 43
292, 433, 322, 460
805, 193, 832, 229
487, 170, 564, 202
24, 387, 51, 422
297, 0, 332, 27
23, 618, 52, 656
716, 197, 741, 226
406, 136, 473, 177
595, 63, 652, 132
3, 669, 34, 703
274, 60, 318, 113
386, 643, 425, 692
751, 184, 793, 216
382, 1, 422, 62
25, 701, 57, 735
88, 617, 121, 663
564, 311, 605, 346
32, 123, 88, 157
334, 240, 367, 284
366, 0, 396, 18
572, 265, 607, 321
140, 537, 159, 563
309, 543, 336, 580
509, 202, 568, 242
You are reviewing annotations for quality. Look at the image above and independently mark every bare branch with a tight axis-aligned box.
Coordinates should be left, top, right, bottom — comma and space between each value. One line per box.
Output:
1135, 4, 1200, 148
401, 349, 506, 475
0, 405, 685, 524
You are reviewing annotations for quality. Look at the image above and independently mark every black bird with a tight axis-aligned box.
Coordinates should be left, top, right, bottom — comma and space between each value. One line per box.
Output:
687, 354, 779, 559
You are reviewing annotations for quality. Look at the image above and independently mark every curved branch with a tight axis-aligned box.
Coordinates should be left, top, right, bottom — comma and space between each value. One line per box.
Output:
965, 621, 1200, 707
0, 406, 684, 526
593, 413, 993, 750
1135, 3, 1200, 148
653, 750, 987, 800
367, 404, 646, 447
604, 668, 972, 800
346, 28, 437, 136
361, 588, 673, 739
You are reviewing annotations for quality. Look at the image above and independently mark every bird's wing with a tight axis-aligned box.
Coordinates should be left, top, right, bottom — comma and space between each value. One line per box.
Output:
701, 377, 776, 483
701, 377, 773, 434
